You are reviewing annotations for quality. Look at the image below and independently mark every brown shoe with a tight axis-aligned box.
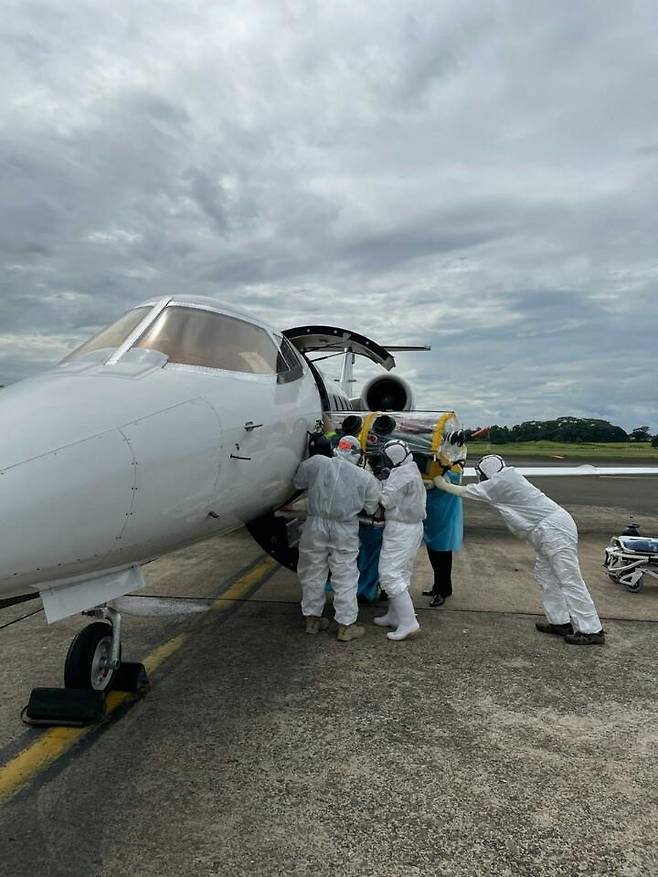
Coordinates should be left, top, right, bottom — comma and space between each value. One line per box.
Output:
336, 623, 365, 642
305, 616, 330, 635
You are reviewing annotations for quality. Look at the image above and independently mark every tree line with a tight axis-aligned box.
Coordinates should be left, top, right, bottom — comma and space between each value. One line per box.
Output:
481, 417, 658, 446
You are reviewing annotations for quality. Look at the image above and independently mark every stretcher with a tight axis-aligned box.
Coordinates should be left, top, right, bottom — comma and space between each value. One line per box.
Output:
331, 409, 467, 479
603, 534, 658, 592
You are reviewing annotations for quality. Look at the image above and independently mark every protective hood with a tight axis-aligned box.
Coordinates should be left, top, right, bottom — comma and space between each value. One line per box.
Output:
334, 435, 362, 464
383, 439, 412, 468
477, 454, 506, 481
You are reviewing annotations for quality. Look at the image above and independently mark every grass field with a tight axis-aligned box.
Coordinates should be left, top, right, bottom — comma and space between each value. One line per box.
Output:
467, 440, 658, 460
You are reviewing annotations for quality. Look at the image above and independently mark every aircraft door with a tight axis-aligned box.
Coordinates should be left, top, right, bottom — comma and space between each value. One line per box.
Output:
283, 326, 395, 371
213, 373, 282, 522
283, 325, 396, 411
220, 340, 316, 521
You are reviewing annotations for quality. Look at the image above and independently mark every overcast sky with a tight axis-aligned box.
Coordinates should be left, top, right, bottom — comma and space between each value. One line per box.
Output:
2, 1, 657, 430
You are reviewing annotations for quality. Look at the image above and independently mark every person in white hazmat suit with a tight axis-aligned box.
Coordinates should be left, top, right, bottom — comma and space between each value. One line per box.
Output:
374, 439, 426, 641
294, 435, 381, 642
432, 454, 605, 645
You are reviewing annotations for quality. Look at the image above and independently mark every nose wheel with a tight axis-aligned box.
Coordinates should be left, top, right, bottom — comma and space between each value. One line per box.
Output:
64, 607, 122, 691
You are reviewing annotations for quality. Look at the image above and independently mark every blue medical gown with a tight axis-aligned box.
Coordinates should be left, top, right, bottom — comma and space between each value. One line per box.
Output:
423, 472, 464, 551
356, 522, 384, 601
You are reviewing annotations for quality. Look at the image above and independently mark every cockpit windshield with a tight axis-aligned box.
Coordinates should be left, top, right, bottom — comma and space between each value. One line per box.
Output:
134, 306, 279, 374
61, 307, 150, 363
61, 303, 284, 376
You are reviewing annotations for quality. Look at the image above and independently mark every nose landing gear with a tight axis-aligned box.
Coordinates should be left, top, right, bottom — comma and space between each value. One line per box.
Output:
64, 606, 122, 691
23, 606, 148, 726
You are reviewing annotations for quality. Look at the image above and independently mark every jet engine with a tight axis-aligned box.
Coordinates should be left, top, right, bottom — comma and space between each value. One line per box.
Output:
358, 374, 414, 412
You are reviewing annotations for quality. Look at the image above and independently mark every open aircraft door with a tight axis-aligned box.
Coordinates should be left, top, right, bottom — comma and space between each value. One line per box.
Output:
283, 325, 395, 369
284, 326, 420, 412
283, 325, 396, 410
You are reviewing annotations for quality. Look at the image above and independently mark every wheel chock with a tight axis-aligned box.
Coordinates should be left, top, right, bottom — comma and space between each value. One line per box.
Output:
21, 688, 106, 727
110, 662, 149, 693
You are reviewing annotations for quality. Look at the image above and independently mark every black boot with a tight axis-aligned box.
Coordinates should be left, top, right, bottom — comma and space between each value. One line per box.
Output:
564, 630, 605, 645
535, 621, 573, 637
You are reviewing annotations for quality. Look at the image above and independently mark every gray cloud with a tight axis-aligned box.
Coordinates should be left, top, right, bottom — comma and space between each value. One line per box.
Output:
1, 1, 657, 429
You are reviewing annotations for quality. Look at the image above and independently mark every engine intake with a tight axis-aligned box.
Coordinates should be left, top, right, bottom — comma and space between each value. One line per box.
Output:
359, 374, 414, 412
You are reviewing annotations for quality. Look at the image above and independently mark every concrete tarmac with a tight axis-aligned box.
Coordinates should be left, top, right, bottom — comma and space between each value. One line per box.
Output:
1, 473, 658, 876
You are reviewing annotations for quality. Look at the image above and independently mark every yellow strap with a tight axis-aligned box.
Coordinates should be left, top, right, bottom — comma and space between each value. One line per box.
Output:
358, 412, 379, 451
430, 411, 455, 458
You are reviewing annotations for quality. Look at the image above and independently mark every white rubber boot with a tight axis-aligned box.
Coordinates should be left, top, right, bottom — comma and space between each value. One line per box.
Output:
373, 600, 397, 628
386, 591, 420, 641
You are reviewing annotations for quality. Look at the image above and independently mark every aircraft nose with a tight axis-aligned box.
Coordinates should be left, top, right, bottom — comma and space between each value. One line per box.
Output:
0, 372, 223, 592
0, 428, 135, 589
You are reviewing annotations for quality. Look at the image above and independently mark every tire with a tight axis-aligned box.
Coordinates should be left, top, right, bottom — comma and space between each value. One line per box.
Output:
64, 622, 117, 691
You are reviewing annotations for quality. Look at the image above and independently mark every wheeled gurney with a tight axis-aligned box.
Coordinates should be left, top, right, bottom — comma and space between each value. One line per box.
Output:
603, 535, 658, 592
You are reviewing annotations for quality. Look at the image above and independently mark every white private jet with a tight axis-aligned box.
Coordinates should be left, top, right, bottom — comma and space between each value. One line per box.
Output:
2, 294, 657, 692
0, 295, 420, 690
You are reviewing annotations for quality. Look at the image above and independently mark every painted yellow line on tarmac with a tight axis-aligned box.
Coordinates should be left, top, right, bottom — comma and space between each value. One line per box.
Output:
0, 690, 133, 803
0, 728, 86, 802
0, 557, 277, 803
210, 557, 278, 611
142, 556, 278, 674
142, 633, 188, 676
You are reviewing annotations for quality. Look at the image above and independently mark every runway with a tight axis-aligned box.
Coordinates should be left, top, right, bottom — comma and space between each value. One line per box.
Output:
1, 471, 658, 876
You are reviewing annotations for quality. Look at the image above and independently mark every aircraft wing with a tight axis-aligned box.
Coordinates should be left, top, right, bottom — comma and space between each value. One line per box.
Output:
462, 465, 658, 480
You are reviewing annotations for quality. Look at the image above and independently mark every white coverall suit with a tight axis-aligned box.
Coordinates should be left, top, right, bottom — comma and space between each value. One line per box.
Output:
294, 455, 380, 626
379, 456, 427, 596
376, 456, 426, 640
462, 468, 602, 634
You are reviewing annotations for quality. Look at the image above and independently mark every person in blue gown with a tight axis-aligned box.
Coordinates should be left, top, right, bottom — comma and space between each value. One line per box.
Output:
422, 465, 463, 607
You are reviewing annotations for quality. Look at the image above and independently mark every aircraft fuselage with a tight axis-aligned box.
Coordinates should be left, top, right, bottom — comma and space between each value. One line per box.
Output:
0, 346, 321, 598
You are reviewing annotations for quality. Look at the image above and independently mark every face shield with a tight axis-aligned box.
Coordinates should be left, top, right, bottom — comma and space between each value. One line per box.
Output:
434, 414, 467, 477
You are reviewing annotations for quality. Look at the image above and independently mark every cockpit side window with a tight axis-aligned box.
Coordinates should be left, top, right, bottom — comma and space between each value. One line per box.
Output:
276, 335, 304, 383
61, 307, 150, 363
134, 306, 279, 374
